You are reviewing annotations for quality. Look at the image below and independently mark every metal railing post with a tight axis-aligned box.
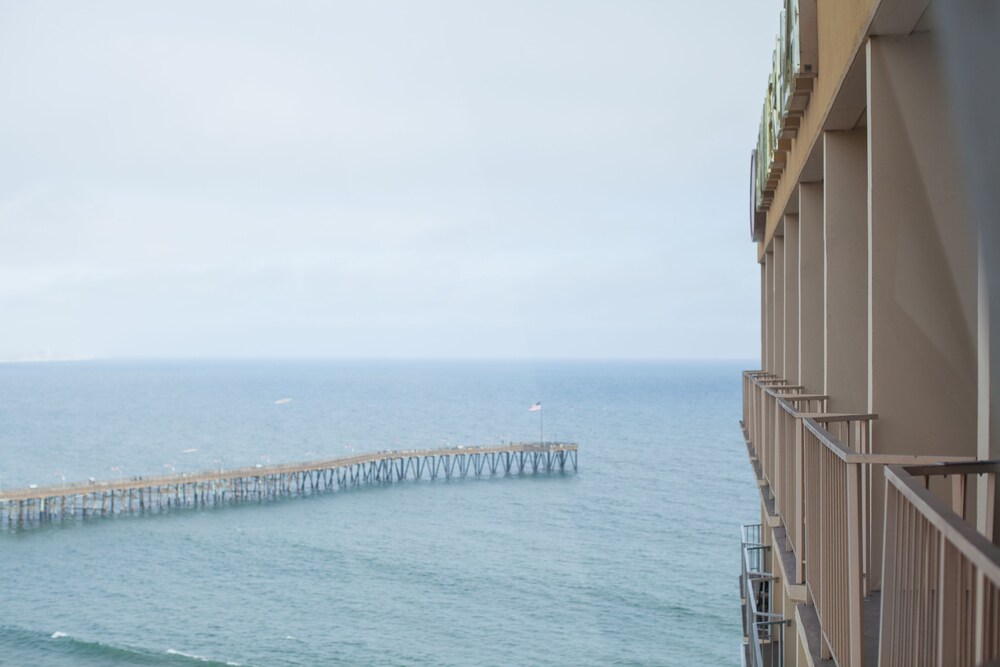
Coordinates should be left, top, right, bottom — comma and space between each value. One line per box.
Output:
846, 460, 864, 667
794, 415, 805, 584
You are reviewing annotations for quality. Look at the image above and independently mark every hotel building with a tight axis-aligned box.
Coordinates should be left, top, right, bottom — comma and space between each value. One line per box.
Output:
739, 1, 999, 666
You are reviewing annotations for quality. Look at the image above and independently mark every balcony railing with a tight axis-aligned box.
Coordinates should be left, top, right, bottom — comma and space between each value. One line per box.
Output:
742, 523, 787, 667
773, 394, 828, 579
741, 370, 976, 667
760, 385, 804, 499
880, 462, 1000, 667
742, 370, 780, 460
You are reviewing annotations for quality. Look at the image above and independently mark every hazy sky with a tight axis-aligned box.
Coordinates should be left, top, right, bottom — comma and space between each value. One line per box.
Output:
0, 1, 776, 360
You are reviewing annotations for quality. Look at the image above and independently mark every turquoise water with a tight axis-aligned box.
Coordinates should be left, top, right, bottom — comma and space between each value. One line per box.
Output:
0, 360, 757, 666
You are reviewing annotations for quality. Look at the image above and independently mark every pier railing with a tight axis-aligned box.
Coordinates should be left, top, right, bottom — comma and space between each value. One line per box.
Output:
880, 461, 1000, 667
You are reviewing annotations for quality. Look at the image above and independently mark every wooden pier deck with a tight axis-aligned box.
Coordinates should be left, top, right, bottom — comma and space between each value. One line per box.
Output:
0, 443, 578, 527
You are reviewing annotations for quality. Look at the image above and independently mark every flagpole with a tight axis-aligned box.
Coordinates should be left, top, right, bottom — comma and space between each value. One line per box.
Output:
529, 402, 543, 446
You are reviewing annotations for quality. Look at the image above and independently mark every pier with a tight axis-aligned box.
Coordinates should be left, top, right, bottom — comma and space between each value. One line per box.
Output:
0, 443, 578, 527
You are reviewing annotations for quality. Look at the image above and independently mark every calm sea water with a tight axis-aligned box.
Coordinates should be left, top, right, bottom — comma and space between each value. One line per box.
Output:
0, 360, 757, 666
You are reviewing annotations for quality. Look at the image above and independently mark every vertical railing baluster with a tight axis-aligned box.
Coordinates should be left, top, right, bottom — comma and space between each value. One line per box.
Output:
794, 416, 804, 583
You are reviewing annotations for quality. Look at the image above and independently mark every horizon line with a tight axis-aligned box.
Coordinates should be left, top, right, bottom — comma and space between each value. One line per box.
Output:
0, 354, 761, 364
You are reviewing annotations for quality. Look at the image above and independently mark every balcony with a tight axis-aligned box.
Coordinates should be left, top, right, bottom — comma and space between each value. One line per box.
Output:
880, 461, 1000, 666
740, 371, 977, 667
742, 523, 788, 667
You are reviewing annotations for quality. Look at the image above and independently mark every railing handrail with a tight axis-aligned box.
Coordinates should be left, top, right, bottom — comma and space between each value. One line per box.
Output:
886, 463, 1000, 585
777, 394, 829, 401
775, 397, 801, 416
789, 406, 860, 423
768, 406, 875, 422
893, 461, 1000, 477
742, 543, 775, 576
753, 614, 788, 623
770, 392, 855, 421
801, 417, 860, 463
773, 399, 828, 416
764, 385, 805, 394
810, 413, 878, 423
802, 417, 976, 467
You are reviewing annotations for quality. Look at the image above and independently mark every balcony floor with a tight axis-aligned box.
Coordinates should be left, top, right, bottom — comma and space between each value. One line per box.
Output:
796, 593, 880, 667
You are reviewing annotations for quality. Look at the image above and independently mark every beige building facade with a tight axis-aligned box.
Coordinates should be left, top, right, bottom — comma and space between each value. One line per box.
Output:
741, 1, 1000, 665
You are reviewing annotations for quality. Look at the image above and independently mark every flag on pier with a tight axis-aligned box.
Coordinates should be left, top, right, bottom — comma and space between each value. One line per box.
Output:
528, 402, 543, 447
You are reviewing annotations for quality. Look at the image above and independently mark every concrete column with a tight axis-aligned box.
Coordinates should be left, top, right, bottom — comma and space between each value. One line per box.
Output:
824, 129, 869, 413
784, 215, 800, 384
799, 183, 825, 393
765, 251, 775, 373
979, 243, 999, 539
761, 261, 769, 371
866, 34, 977, 459
773, 237, 786, 379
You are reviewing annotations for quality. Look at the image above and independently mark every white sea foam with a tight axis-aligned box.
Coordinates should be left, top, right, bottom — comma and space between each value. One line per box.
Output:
50, 631, 67, 639
166, 649, 209, 661
166, 649, 240, 665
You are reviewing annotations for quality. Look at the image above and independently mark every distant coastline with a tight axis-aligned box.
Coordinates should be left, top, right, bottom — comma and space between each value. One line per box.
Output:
0, 353, 95, 364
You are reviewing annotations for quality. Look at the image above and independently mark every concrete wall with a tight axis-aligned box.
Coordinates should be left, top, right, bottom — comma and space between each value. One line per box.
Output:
866, 33, 978, 457
933, 2, 1000, 539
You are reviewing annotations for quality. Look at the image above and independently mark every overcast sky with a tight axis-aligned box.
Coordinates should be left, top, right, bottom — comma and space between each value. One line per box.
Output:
0, 1, 776, 360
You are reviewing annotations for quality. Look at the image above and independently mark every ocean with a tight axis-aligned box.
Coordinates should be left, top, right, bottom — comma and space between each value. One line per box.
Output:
0, 360, 757, 666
